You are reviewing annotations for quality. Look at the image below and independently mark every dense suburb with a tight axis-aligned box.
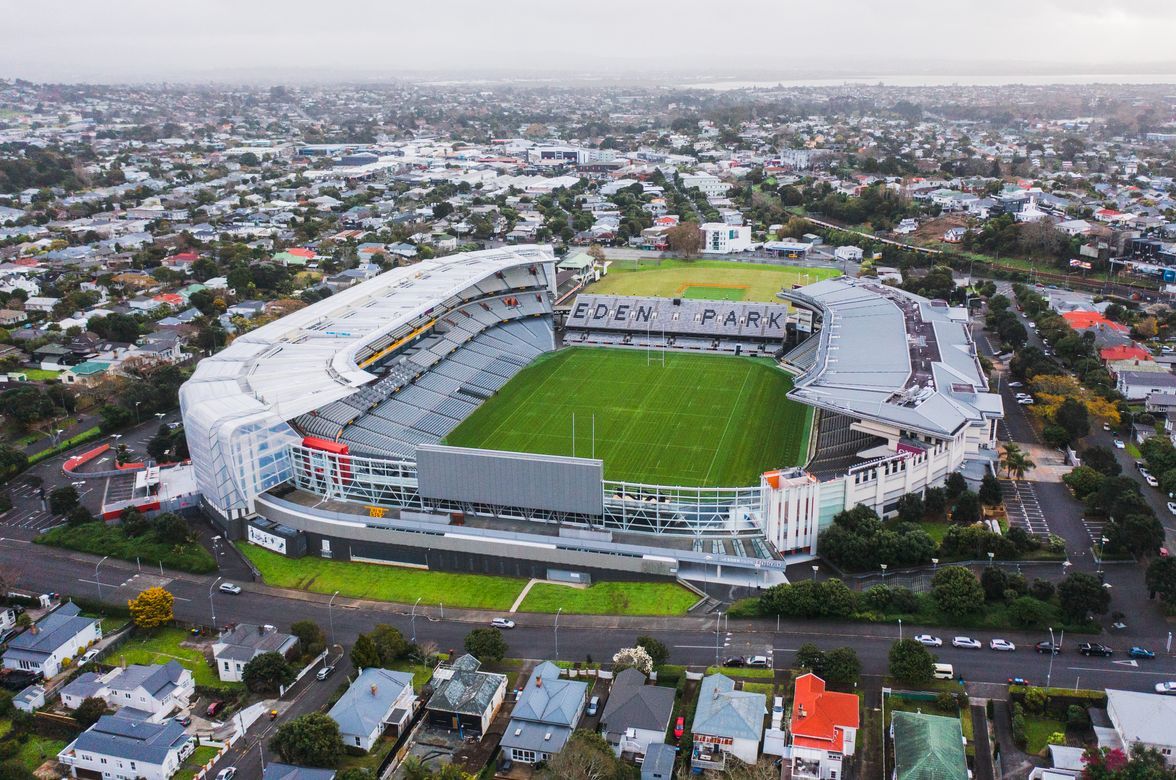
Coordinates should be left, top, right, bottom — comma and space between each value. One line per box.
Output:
444, 347, 812, 486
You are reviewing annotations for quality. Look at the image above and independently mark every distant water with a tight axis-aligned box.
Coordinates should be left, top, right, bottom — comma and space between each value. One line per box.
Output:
680, 73, 1176, 89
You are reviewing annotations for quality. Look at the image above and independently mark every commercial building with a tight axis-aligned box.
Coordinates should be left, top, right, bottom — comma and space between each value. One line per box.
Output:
701, 223, 751, 253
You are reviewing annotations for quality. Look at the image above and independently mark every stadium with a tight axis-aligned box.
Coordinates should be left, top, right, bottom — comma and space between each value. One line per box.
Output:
180, 245, 1003, 587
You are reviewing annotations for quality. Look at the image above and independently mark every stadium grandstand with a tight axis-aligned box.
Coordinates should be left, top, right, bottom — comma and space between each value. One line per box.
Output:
180, 246, 1002, 586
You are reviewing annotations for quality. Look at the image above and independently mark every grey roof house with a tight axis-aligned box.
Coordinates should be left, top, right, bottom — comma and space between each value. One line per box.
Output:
263, 764, 337, 780
599, 667, 675, 759
2, 601, 102, 679
328, 667, 415, 752
691, 673, 766, 770
211, 624, 298, 683
59, 714, 194, 780
500, 661, 588, 765
425, 653, 507, 738
62, 661, 195, 721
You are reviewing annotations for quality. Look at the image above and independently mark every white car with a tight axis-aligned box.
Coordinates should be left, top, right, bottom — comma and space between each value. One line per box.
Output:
990, 638, 1016, 652
952, 636, 982, 649
218, 583, 242, 595
1008, 381, 1023, 388
1145, 474, 1160, 488
914, 634, 943, 648
1103, 422, 1111, 432
1017, 398, 1034, 405
490, 618, 515, 629
1113, 439, 1125, 449
1155, 682, 1176, 695
1167, 502, 1176, 516
215, 770, 237, 780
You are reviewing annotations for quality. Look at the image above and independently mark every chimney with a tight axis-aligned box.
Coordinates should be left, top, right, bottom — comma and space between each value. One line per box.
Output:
799, 704, 807, 718
370, 684, 378, 696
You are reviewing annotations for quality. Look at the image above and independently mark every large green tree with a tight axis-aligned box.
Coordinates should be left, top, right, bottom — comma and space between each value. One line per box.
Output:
1057, 572, 1110, 622
931, 566, 985, 616
463, 628, 507, 663
242, 652, 296, 694
888, 639, 935, 684
271, 712, 344, 768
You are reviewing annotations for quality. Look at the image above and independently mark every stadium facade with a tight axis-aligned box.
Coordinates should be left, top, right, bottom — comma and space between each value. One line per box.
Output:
180, 245, 1002, 585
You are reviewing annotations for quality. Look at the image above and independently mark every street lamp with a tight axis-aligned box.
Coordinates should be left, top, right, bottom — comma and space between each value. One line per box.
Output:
1062, 560, 1072, 578
987, 551, 995, 566
208, 577, 221, 630
410, 597, 422, 643
94, 555, 110, 602
134, 401, 142, 425
1097, 536, 1109, 576
554, 607, 563, 660
880, 563, 888, 583
328, 590, 340, 645
898, 618, 903, 642
704, 554, 713, 593
811, 564, 819, 581
931, 557, 939, 572
53, 428, 64, 445
1046, 627, 1062, 689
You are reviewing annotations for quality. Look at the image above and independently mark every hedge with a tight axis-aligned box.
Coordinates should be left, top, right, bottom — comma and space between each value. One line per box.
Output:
1009, 685, 1107, 718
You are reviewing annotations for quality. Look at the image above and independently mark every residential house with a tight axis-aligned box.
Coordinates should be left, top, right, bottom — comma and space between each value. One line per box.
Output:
61, 661, 194, 721
1116, 370, 1176, 402
263, 765, 337, 780
500, 661, 588, 765
789, 673, 859, 780
23, 296, 59, 313
0, 606, 16, 640
1105, 689, 1176, 767
690, 673, 766, 771
328, 667, 415, 752
425, 653, 507, 739
211, 624, 298, 683
2, 602, 101, 679
599, 667, 675, 759
34, 343, 77, 370
58, 715, 194, 780
701, 223, 751, 254
61, 360, 111, 387
641, 742, 677, 780
833, 246, 864, 262
890, 711, 968, 780
0, 309, 27, 326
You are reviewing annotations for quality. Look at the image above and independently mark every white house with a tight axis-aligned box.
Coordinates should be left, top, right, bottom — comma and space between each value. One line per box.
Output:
691, 674, 766, 771
2, 602, 101, 679
680, 173, 729, 198
60, 661, 194, 721
1106, 689, 1176, 768
211, 624, 298, 683
328, 667, 416, 752
833, 245, 864, 262
59, 715, 194, 780
789, 673, 859, 780
701, 223, 751, 254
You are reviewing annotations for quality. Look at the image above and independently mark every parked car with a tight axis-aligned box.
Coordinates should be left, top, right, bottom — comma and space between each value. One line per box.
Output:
1078, 643, 1113, 657
1128, 647, 1155, 659
215, 769, 237, 780
586, 696, 599, 717
914, 634, 943, 647
218, 583, 242, 595
315, 665, 335, 681
747, 655, 770, 667
1008, 677, 1031, 686
952, 636, 982, 649
1017, 397, 1034, 405
80, 648, 100, 666
490, 618, 515, 629
674, 716, 685, 740
1156, 682, 1176, 695
1034, 641, 1062, 654
1167, 502, 1176, 516
174, 713, 192, 727
1008, 381, 1023, 388
1145, 474, 1160, 488
990, 639, 1016, 652
723, 656, 746, 668
1103, 422, 1111, 432
1114, 439, 1126, 449
206, 700, 225, 718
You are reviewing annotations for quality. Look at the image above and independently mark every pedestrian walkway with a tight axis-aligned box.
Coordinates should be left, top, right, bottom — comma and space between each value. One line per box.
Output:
1001, 479, 1050, 537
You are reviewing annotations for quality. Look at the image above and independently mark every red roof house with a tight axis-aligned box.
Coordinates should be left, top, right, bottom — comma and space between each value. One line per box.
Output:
790, 672, 860, 778
1100, 345, 1151, 363
1061, 311, 1129, 333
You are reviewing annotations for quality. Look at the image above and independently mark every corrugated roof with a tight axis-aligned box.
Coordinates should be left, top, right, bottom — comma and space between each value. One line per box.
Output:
891, 711, 968, 780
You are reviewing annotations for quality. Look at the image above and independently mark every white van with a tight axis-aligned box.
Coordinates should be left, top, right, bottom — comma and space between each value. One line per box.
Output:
933, 663, 955, 680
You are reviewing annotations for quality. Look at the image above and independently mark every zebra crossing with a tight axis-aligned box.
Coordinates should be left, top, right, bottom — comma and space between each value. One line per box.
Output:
1001, 478, 1050, 537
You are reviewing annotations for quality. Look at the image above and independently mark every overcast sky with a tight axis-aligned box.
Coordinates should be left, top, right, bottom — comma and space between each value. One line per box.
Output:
3, 0, 1176, 84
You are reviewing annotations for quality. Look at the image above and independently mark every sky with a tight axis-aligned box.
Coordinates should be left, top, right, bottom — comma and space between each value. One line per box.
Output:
3, 0, 1176, 84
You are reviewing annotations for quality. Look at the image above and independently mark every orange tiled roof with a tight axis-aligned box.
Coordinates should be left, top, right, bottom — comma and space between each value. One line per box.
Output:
791, 673, 860, 752
1100, 345, 1151, 362
1061, 311, 1129, 332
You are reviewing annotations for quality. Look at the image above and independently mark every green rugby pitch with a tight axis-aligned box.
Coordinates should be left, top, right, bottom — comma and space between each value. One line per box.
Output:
444, 347, 811, 487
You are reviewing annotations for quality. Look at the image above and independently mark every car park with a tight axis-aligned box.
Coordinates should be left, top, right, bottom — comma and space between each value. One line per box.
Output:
1128, 647, 1155, 659
490, 618, 515, 629
1078, 643, 1113, 657
1034, 641, 1061, 655
218, 583, 242, 595
989, 639, 1016, 651
952, 636, 981, 649
914, 634, 943, 647
315, 665, 335, 681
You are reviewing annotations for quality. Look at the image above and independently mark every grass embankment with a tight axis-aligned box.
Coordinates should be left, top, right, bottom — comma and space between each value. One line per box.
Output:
445, 347, 811, 487
175, 745, 222, 780
239, 544, 699, 615
37, 522, 217, 573
28, 426, 103, 465
586, 258, 839, 301
104, 627, 234, 690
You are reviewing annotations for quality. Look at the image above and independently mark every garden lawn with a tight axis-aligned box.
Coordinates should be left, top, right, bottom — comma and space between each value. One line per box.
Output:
175, 745, 221, 780
586, 259, 838, 302
518, 581, 699, 616
238, 544, 524, 611
705, 666, 775, 679
104, 627, 229, 690
37, 521, 216, 574
1024, 715, 1066, 754
15, 735, 67, 771
22, 369, 63, 381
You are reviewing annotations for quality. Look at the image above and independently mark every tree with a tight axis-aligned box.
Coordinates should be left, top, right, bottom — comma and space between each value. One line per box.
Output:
127, 586, 174, 628
635, 635, 669, 667
896, 492, 925, 523
952, 491, 982, 524
291, 620, 326, 658
1081, 446, 1122, 477
888, 639, 935, 684
120, 508, 151, 537
979, 473, 1003, 506
48, 485, 79, 516
73, 696, 108, 728
980, 567, 1009, 601
1008, 596, 1054, 628
821, 647, 861, 684
152, 512, 190, 545
924, 486, 948, 519
243, 651, 296, 694
1057, 572, 1110, 622
67, 505, 94, 526
795, 643, 825, 672
1001, 443, 1036, 479
463, 628, 507, 663
370, 624, 410, 665
271, 712, 344, 768
350, 633, 380, 670
612, 646, 654, 675
540, 731, 625, 780
98, 403, 132, 433
1106, 513, 1165, 558
666, 222, 702, 256
931, 566, 985, 616
1146, 557, 1176, 606
945, 472, 967, 498
1055, 398, 1090, 444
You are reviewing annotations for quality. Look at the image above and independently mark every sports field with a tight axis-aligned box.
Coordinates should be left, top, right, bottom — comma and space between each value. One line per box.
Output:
586, 259, 839, 302
444, 347, 812, 486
